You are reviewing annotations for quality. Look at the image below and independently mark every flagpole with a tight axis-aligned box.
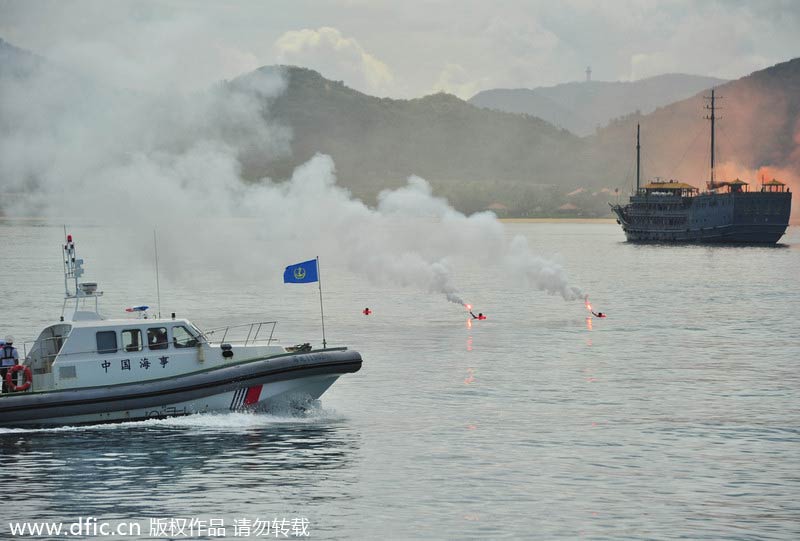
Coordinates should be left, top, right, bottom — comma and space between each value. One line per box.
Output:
316, 256, 327, 348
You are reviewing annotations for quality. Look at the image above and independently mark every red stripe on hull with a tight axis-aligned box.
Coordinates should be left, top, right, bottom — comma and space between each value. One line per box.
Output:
243, 385, 263, 406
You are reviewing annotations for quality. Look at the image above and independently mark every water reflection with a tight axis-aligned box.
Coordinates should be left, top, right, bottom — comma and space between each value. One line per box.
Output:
0, 414, 360, 521
464, 368, 475, 385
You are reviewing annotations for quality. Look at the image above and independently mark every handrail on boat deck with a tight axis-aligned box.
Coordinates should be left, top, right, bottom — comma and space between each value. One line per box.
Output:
200, 321, 278, 346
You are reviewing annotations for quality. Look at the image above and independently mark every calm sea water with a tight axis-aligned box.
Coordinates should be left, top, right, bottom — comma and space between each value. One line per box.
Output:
1, 221, 798, 540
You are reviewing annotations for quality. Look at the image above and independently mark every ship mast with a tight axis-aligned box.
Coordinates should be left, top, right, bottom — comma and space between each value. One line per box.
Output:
636, 123, 641, 192
704, 89, 720, 185
61, 233, 103, 320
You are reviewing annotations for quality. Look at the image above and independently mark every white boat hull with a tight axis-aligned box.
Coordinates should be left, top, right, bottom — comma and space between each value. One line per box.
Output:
0, 349, 361, 427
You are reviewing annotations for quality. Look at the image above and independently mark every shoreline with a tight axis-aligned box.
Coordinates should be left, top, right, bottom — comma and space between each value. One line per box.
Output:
3, 216, 799, 226
500, 218, 617, 224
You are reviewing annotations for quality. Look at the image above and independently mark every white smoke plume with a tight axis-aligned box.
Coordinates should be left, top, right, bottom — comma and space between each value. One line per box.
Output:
0, 33, 582, 307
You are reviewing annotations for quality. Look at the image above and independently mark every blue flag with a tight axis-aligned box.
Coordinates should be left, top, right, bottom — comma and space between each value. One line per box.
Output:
283, 259, 318, 283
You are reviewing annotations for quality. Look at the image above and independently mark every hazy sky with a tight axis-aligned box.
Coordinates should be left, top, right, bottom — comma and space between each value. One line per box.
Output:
1, 0, 799, 98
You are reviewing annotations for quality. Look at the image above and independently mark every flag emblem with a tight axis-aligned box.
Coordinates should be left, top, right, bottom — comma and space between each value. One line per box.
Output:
284, 259, 318, 283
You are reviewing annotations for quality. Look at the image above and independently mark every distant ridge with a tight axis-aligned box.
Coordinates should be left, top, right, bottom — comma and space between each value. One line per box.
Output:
1, 35, 797, 218
233, 66, 587, 206
470, 74, 727, 136
589, 58, 800, 210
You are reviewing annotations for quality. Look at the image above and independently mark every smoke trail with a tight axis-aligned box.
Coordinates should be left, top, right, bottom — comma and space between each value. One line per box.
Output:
0, 34, 583, 307
504, 236, 583, 300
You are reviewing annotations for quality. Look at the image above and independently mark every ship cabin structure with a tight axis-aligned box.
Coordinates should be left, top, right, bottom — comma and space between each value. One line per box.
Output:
615, 177, 792, 243
762, 178, 788, 193
724, 178, 749, 193
625, 180, 701, 231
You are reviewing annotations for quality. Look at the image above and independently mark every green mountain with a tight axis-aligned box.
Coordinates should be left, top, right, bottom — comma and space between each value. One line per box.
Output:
2, 35, 797, 218
241, 62, 798, 216
238, 66, 588, 213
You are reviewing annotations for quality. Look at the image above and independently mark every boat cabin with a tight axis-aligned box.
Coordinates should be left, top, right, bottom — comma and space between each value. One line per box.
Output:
642, 180, 699, 197
23, 316, 207, 386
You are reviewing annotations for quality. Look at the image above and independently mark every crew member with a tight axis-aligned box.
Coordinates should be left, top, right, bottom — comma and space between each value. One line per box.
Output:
591, 311, 607, 318
363, 307, 372, 316
149, 328, 168, 350
1, 336, 20, 393
469, 311, 487, 320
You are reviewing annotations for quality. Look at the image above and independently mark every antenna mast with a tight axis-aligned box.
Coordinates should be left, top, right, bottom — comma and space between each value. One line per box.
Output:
60, 231, 103, 320
704, 89, 721, 185
636, 123, 641, 192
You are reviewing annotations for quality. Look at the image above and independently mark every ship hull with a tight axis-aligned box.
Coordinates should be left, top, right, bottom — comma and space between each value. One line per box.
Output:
0, 349, 361, 427
612, 191, 791, 245
620, 223, 789, 244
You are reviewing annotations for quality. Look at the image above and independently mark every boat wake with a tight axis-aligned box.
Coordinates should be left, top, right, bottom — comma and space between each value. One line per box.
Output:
0, 404, 345, 435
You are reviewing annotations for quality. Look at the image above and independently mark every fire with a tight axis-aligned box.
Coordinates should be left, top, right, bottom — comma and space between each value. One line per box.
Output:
716, 162, 800, 221
464, 303, 472, 311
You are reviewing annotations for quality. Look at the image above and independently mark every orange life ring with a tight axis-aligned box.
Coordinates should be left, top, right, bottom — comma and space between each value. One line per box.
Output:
5, 365, 32, 392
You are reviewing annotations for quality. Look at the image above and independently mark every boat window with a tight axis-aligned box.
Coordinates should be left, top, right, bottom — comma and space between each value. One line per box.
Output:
147, 327, 169, 350
172, 326, 198, 348
122, 329, 143, 352
96, 331, 118, 354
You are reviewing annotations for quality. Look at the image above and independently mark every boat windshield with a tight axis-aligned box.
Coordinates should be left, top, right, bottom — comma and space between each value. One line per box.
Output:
172, 325, 199, 348
27, 323, 72, 374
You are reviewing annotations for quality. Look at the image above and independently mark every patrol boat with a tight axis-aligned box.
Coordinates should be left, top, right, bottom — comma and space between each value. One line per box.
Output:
611, 90, 792, 243
0, 235, 362, 427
